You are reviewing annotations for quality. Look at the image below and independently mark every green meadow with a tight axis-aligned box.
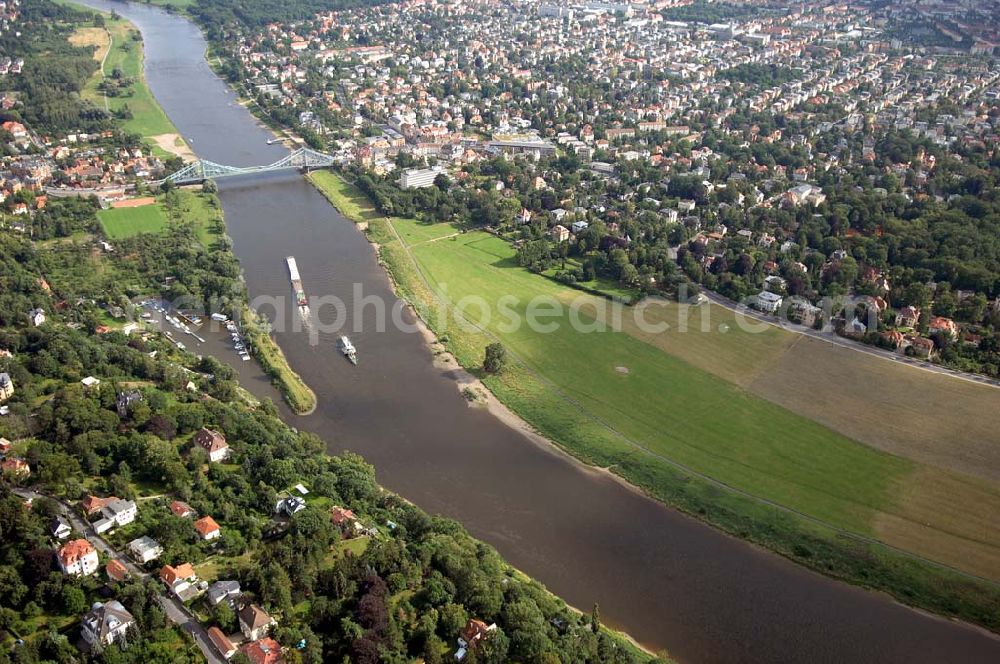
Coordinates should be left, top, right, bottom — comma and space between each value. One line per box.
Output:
98, 190, 222, 244
410, 229, 911, 531
97, 203, 167, 238
309, 171, 1000, 629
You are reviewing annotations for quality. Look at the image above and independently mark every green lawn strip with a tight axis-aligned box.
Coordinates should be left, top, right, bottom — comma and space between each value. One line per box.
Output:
411, 228, 908, 533
309, 171, 381, 222
241, 303, 317, 415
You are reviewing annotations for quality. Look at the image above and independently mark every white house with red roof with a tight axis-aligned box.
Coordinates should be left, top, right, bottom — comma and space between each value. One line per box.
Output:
58, 539, 99, 577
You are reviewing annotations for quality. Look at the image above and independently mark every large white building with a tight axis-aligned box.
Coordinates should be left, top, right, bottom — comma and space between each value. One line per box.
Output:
756, 290, 784, 314
58, 539, 99, 577
93, 498, 137, 534
81, 600, 134, 649
398, 166, 445, 189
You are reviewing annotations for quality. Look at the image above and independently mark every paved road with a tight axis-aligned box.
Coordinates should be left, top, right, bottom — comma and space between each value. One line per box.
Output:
13, 489, 226, 664
697, 289, 1000, 389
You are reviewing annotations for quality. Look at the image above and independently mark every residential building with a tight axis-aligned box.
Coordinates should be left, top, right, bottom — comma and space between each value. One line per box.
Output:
28, 308, 45, 327
929, 316, 958, 339
329, 506, 357, 531
93, 498, 137, 534
81, 600, 135, 650
755, 291, 784, 314
160, 563, 200, 600
1, 457, 29, 479
239, 604, 275, 641
195, 516, 221, 540
115, 390, 143, 417
106, 559, 130, 583
82, 495, 118, 516
456, 618, 497, 661
193, 428, 230, 462
0, 372, 13, 401
58, 539, 99, 577
239, 637, 283, 664
208, 626, 237, 660
908, 335, 935, 358
170, 500, 195, 518
128, 535, 164, 563
49, 516, 72, 540
549, 225, 570, 242
207, 580, 242, 607
275, 496, 305, 517
895, 306, 921, 328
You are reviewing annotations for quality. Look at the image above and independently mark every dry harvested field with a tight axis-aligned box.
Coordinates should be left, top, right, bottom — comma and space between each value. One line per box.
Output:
609, 296, 1000, 484
872, 467, 1000, 581
69, 26, 109, 58
748, 334, 1000, 483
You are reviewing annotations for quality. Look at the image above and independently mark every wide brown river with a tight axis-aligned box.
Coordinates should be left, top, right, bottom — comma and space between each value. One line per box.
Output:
77, 2, 1000, 661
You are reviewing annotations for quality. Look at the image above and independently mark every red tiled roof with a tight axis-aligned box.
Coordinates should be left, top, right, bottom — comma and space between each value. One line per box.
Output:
170, 500, 195, 518
240, 637, 283, 664
160, 563, 196, 586
329, 506, 356, 525
195, 516, 220, 537
207, 627, 235, 656
106, 559, 129, 582
58, 539, 95, 567
193, 428, 228, 453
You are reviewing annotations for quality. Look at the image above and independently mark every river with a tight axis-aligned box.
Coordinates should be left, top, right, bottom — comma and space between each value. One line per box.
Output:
73, 1, 1000, 662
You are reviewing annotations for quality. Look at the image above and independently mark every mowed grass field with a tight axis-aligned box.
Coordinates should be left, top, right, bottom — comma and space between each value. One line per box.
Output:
310, 172, 1000, 613
71, 14, 190, 158
98, 190, 222, 244
98, 204, 167, 238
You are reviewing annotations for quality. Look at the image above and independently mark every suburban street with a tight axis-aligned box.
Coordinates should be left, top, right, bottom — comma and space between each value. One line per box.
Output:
12, 489, 226, 664
698, 289, 1000, 389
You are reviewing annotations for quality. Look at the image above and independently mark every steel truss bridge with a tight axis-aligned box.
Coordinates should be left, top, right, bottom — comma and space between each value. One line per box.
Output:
160, 147, 336, 185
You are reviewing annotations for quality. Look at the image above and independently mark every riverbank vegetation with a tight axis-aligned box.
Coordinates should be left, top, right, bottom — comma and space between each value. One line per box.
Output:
240, 303, 317, 415
70, 3, 192, 159
308, 169, 1000, 633
0, 231, 663, 663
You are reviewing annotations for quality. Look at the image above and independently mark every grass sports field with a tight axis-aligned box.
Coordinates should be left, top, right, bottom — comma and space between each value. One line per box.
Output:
70, 13, 191, 159
310, 171, 1000, 628
98, 190, 221, 244
97, 203, 167, 238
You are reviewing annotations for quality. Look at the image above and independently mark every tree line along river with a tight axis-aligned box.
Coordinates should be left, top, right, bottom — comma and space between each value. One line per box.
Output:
73, 1, 1000, 661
